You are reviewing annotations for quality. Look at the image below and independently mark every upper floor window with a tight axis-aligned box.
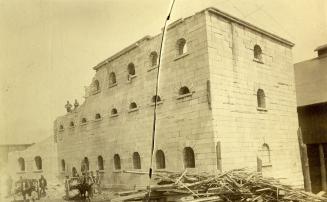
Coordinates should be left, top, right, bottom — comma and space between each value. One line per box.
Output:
95, 113, 101, 120
18, 157, 25, 171
177, 38, 187, 55
94, 80, 100, 92
111, 108, 118, 116
98, 155, 104, 170
109, 72, 117, 86
133, 152, 141, 169
129, 102, 138, 112
128, 63, 136, 76
156, 150, 166, 169
114, 154, 121, 170
35, 156, 42, 170
179, 86, 190, 95
81, 118, 87, 124
259, 144, 271, 166
183, 147, 195, 168
254, 45, 263, 62
151, 95, 161, 103
150, 51, 158, 67
257, 89, 266, 109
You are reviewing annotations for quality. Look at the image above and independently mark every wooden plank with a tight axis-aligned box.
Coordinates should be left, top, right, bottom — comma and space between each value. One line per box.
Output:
187, 196, 223, 202
111, 191, 147, 202
319, 144, 327, 191
298, 128, 312, 192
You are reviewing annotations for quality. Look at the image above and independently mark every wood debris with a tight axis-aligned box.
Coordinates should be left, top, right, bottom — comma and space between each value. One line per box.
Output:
112, 168, 327, 201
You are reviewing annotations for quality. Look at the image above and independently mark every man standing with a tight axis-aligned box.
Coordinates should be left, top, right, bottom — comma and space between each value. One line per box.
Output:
39, 175, 47, 197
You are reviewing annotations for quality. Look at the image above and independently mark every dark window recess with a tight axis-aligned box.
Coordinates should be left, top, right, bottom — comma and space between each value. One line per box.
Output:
61, 159, 65, 172
257, 89, 266, 108
114, 154, 121, 170
109, 72, 117, 85
111, 108, 118, 115
152, 95, 161, 103
179, 86, 190, 95
95, 113, 101, 120
150, 51, 158, 67
183, 147, 195, 168
133, 152, 141, 169
98, 155, 104, 170
254, 45, 263, 61
129, 102, 137, 110
156, 150, 166, 169
177, 38, 187, 55
35, 156, 42, 170
18, 157, 25, 171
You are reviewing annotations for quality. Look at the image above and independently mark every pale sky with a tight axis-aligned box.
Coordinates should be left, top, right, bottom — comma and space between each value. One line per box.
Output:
0, 0, 326, 144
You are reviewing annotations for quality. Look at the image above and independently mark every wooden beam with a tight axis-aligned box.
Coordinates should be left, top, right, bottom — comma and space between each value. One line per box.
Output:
319, 144, 327, 191
297, 128, 312, 192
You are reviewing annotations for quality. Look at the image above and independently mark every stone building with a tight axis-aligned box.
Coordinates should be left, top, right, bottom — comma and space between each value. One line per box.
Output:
7, 136, 58, 183
54, 7, 303, 188
295, 44, 327, 193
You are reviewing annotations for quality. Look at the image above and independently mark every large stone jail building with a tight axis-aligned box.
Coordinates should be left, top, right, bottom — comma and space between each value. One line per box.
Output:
54, 7, 303, 188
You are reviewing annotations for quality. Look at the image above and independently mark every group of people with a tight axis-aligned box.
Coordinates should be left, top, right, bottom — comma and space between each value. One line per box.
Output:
9, 175, 47, 201
65, 170, 101, 200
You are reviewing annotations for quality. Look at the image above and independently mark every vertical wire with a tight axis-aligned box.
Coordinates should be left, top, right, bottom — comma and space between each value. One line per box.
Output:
147, 0, 176, 200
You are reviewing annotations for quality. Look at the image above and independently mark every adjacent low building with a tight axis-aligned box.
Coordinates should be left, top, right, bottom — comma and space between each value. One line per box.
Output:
7, 136, 58, 183
295, 44, 327, 193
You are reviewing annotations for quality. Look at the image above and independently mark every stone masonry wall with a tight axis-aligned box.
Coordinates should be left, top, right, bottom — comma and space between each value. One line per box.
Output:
205, 11, 303, 186
7, 136, 58, 183
55, 11, 216, 189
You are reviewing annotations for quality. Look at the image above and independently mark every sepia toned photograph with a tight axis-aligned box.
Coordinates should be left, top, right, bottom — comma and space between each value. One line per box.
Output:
0, 0, 326, 201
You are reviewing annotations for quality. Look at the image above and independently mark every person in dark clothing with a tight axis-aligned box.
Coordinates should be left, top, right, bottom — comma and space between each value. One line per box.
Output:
39, 175, 47, 197
22, 179, 31, 201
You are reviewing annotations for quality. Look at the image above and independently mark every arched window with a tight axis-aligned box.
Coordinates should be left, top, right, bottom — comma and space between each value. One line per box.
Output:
183, 147, 195, 168
179, 86, 190, 95
18, 157, 25, 171
257, 89, 266, 108
129, 102, 137, 110
156, 150, 166, 169
81, 157, 89, 173
259, 144, 271, 165
151, 95, 161, 103
61, 159, 65, 172
98, 155, 104, 170
177, 38, 187, 55
133, 152, 141, 169
111, 108, 118, 116
72, 167, 77, 177
59, 125, 64, 131
70, 121, 75, 127
81, 118, 87, 124
109, 72, 117, 85
35, 156, 42, 170
150, 51, 158, 66
94, 80, 100, 91
128, 63, 136, 76
95, 113, 101, 120
254, 45, 262, 61
114, 154, 121, 170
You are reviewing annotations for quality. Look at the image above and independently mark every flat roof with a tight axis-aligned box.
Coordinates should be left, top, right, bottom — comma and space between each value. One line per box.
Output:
93, 7, 294, 71
294, 55, 327, 107
314, 43, 327, 51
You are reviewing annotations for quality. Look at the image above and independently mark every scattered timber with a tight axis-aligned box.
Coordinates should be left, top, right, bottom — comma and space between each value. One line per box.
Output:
111, 168, 327, 202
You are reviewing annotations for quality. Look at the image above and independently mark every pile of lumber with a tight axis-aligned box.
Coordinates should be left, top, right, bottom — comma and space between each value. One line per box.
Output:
112, 169, 327, 202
